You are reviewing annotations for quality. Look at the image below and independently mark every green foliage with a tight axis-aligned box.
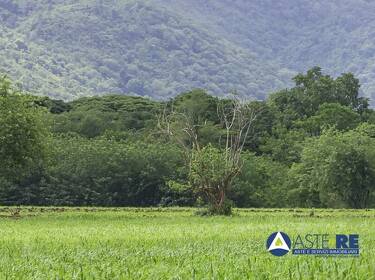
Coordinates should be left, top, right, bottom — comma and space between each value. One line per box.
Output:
189, 145, 235, 215
288, 129, 375, 208
42, 136, 186, 206
165, 91, 259, 214
297, 103, 361, 135
0, 76, 48, 178
171, 89, 220, 124
243, 101, 275, 153
190, 145, 229, 190
1, 68, 375, 208
231, 154, 289, 207
269, 68, 368, 129
356, 122, 375, 138
164, 90, 223, 149
260, 126, 305, 164
51, 95, 161, 137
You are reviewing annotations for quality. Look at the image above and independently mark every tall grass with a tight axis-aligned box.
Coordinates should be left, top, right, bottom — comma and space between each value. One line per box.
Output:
0, 208, 373, 279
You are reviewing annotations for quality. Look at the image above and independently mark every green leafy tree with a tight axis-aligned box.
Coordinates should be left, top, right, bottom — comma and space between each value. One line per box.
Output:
41, 136, 186, 206
269, 67, 368, 129
297, 103, 361, 135
189, 145, 236, 215
260, 125, 305, 165
288, 129, 375, 208
0, 76, 48, 178
231, 153, 288, 207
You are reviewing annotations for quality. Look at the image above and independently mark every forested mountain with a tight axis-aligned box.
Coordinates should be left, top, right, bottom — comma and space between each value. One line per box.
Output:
0, 0, 292, 100
1, 0, 375, 104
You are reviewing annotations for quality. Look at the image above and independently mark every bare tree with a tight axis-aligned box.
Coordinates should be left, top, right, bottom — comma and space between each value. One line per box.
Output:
218, 97, 260, 170
158, 95, 260, 214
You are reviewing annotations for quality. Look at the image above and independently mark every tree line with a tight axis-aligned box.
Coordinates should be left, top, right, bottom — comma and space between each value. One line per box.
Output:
1, 67, 375, 212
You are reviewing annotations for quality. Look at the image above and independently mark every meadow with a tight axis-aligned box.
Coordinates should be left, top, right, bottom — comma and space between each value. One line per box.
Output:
0, 207, 373, 280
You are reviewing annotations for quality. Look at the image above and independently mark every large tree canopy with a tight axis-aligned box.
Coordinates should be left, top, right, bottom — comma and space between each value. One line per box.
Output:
0, 77, 48, 178
1, 68, 375, 209
288, 128, 375, 208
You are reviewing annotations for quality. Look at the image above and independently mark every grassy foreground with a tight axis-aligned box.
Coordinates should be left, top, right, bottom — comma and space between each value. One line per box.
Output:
0, 208, 373, 279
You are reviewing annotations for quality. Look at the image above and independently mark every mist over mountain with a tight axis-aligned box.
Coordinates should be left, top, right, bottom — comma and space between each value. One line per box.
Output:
0, 0, 374, 104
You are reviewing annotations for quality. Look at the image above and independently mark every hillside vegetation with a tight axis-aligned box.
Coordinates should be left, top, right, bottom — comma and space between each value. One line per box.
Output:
159, 0, 375, 104
2, 0, 375, 104
0, 0, 291, 100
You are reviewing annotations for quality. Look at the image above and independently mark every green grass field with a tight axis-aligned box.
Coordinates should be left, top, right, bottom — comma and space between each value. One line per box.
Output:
0, 208, 373, 279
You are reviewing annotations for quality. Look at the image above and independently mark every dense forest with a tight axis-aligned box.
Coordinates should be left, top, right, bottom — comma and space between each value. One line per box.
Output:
1, 67, 375, 209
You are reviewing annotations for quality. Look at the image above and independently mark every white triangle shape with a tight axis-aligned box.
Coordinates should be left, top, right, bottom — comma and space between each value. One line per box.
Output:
268, 232, 290, 251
